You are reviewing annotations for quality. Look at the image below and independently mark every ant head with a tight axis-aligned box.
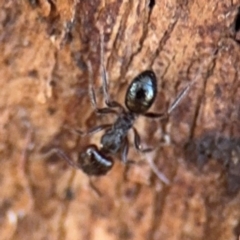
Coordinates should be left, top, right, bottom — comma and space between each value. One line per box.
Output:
125, 70, 157, 114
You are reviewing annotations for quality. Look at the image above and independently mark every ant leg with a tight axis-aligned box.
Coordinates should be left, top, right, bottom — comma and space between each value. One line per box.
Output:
145, 154, 170, 185
121, 137, 129, 164
143, 112, 166, 119
71, 123, 112, 136
45, 148, 79, 169
88, 178, 102, 197
132, 127, 153, 152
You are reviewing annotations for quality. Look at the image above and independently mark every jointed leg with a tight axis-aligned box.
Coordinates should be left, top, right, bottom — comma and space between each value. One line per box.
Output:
71, 124, 112, 136
45, 148, 79, 169
121, 137, 129, 164
143, 112, 166, 119
89, 178, 102, 197
145, 154, 170, 185
132, 127, 153, 152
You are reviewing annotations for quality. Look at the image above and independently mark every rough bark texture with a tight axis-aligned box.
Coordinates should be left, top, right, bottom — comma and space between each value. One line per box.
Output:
1, 0, 240, 240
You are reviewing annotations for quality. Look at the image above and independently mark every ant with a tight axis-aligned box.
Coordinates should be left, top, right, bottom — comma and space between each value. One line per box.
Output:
53, 31, 194, 184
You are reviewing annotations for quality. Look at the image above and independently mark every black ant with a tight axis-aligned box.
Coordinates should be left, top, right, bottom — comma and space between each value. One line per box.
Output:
52, 31, 194, 184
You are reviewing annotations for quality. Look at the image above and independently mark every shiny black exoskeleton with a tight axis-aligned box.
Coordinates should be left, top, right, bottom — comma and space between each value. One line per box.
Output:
54, 70, 161, 177
74, 69, 174, 176
100, 70, 157, 155
55, 36, 191, 179
55, 66, 190, 178
59, 70, 159, 177
125, 70, 157, 113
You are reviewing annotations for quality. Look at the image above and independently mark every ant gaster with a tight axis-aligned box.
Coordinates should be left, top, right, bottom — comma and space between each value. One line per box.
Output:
54, 32, 193, 184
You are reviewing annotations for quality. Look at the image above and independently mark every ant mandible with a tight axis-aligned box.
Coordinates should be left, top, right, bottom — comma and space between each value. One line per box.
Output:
54, 31, 193, 184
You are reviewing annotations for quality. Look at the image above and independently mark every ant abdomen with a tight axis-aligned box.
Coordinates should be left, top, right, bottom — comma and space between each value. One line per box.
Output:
79, 145, 114, 176
125, 70, 157, 114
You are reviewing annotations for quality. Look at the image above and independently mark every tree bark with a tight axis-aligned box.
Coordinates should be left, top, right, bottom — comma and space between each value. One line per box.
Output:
1, 0, 240, 240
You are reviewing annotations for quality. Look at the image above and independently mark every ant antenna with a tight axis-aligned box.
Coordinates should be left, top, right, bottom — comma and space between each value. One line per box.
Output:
44, 148, 80, 169
167, 47, 220, 115
167, 79, 195, 115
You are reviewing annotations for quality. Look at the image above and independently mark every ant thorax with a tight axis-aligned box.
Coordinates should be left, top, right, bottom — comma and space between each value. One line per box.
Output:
100, 112, 135, 154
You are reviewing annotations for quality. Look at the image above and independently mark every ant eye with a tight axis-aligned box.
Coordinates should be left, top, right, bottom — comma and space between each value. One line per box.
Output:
125, 70, 157, 113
